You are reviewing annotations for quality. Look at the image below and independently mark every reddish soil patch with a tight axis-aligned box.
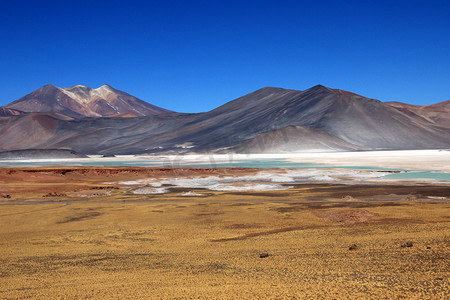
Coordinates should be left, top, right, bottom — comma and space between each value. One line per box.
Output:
0, 167, 263, 201
0, 167, 262, 179
315, 209, 375, 224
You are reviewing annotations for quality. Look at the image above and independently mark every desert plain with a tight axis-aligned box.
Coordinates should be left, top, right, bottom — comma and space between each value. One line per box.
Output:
0, 151, 449, 299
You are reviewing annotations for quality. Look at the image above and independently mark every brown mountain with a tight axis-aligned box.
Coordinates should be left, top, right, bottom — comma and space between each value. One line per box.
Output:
0, 85, 448, 154
2, 84, 173, 118
386, 100, 450, 129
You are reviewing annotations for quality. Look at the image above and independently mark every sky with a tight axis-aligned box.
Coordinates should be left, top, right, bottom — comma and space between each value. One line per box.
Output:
0, 0, 449, 112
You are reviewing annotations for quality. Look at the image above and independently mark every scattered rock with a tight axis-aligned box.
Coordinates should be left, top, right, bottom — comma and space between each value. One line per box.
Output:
259, 253, 269, 258
0, 193, 11, 199
348, 244, 358, 251
401, 241, 413, 248
405, 195, 418, 201
43, 192, 66, 197
90, 186, 118, 190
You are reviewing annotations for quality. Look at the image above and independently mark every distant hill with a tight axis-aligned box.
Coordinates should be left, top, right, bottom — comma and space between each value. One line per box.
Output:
386, 100, 450, 130
0, 84, 449, 154
2, 84, 173, 118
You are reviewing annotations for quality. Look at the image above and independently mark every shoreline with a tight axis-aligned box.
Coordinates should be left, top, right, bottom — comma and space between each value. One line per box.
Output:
1, 166, 449, 205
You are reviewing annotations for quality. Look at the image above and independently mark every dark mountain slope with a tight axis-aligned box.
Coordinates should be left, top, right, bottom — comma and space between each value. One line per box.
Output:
126, 85, 449, 152
233, 125, 359, 153
262, 85, 450, 149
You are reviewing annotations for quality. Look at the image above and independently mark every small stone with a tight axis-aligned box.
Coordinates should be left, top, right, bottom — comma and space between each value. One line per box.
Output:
348, 244, 358, 251
401, 241, 413, 248
426, 246, 431, 249
259, 253, 269, 258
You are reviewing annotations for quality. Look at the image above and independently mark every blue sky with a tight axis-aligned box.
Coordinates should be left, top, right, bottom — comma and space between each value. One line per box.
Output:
0, 0, 449, 112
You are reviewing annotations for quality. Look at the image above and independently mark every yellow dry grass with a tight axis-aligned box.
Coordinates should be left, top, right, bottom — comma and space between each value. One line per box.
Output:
1, 197, 449, 299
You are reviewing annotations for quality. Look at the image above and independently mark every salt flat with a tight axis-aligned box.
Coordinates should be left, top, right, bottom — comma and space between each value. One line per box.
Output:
171, 149, 450, 172
2, 150, 449, 172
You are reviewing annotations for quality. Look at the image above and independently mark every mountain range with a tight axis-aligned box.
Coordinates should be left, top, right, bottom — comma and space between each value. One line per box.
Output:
0, 84, 449, 155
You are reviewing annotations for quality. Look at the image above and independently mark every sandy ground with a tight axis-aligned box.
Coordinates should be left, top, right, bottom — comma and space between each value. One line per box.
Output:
0, 166, 449, 298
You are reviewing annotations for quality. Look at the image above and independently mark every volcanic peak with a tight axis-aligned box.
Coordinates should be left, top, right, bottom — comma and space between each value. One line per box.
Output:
60, 84, 117, 104
3, 83, 172, 118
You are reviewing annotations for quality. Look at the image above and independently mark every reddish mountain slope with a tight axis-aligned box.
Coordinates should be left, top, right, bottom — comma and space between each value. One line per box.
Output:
0, 107, 25, 117
386, 100, 450, 129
